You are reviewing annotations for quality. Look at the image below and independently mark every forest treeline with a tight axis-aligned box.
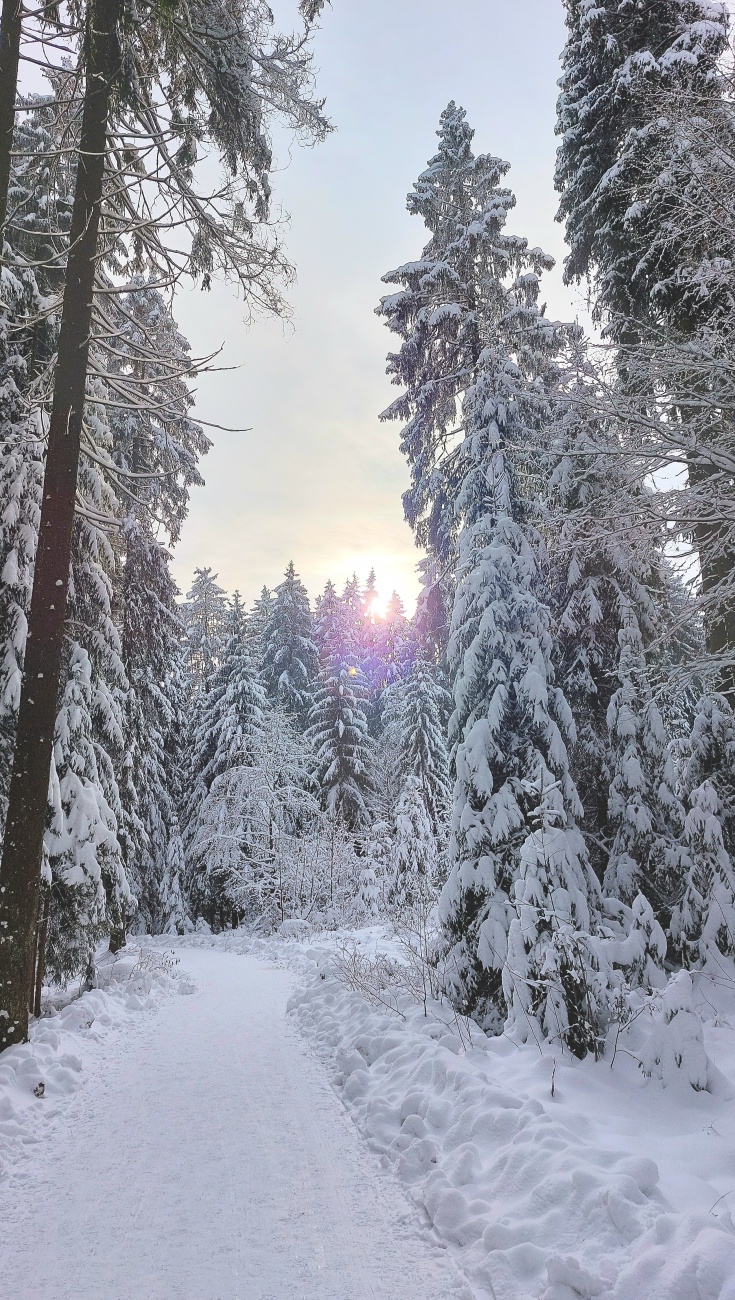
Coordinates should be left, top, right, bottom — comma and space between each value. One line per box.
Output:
2, 1, 735, 1067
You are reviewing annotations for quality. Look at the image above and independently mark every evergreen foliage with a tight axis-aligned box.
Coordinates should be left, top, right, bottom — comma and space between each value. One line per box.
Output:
672, 780, 735, 963
118, 525, 186, 933
422, 117, 595, 1030
555, 0, 729, 331
502, 770, 608, 1057
377, 101, 552, 570
0, 405, 42, 831
1, 8, 732, 1109
261, 561, 318, 724
396, 657, 451, 841
45, 647, 130, 982
546, 376, 668, 879
669, 696, 735, 962
307, 657, 372, 831
604, 614, 686, 919
183, 568, 229, 687
391, 775, 437, 911
185, 609, 267, 922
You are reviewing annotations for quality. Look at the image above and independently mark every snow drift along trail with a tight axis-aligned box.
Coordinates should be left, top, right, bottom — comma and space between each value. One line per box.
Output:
0, 948, 470, 1299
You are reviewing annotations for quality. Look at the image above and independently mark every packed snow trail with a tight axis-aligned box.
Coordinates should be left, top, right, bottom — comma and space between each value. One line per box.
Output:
0, 949, 470, 1300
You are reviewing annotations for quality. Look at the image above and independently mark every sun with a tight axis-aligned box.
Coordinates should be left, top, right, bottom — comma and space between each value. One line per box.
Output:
366, 593, 389, 621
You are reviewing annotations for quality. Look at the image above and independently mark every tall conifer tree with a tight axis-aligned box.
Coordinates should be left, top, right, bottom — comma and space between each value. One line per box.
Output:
307, 657, 372, 831
377, 102, 542, 572
261, 561, 318, 725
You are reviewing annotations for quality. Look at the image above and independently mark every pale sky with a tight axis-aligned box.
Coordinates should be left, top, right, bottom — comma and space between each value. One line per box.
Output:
171, 0, 581, 613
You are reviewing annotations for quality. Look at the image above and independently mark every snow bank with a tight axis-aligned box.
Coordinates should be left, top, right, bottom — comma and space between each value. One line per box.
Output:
138, 926, 735, 1297
277, 930, 735, 1300
0, 944, 195, 1188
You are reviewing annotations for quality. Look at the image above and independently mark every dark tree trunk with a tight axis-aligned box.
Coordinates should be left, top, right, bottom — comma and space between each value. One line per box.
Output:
690, 457, 735, 700
0, 0, 22, 245
0, 0, 122, 1053
108, 913, 127, 953
32, 890, 50, 1018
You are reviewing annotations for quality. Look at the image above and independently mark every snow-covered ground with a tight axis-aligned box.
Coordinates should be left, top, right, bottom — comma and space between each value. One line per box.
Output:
2, 929, 735, 1299
0, 945, 195, 1189
185, 926, 735, 1300
291, 938, 735, 1300
0, 941, 469, 1299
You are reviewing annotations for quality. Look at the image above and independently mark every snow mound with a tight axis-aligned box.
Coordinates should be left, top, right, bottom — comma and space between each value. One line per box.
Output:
282, 933, 735, 1300
0, 944, 195, 1187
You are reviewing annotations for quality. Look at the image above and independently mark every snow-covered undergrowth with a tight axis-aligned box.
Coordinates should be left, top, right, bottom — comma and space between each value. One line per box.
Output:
0, 944, 195, 1188
180, 923, 735, 1300
292, 933, 735, 1299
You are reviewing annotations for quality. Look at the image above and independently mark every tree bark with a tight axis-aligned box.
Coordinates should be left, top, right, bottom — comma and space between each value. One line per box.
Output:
0, 0, 22, 248
32, 889, 49, 1018
689, 457, 735, 700
0, 0, 121, 1053
108, 913, 126, 953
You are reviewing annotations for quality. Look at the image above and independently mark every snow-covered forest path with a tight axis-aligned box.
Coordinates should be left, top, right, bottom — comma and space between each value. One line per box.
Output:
0, 948, 470, 1300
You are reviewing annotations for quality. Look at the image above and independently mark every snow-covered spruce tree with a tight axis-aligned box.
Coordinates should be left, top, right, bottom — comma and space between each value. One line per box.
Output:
365, 818, 394, 913
261, 561, 318, 726
669, 695, 735, 962
0, 92, 134, 978
377, 102, 551, 573
197, 709, 318, 930
248, 585, 275, 659
44, 646, 130, 984
555, 2, 735, 694
307, 654, 372, 832
183, 602, 250, 797
362, 568, 378, 619
100, 276, 208, 935
640, 969, 709, 1090
555, 0, 729, 333
57, 389, 134, 953
15, 94, 135, 961
313, 579, 350, 664
359, 572, 387, 720
546, 370, 671, 881
159, 819, 191, 935
440, 319, 603, 1037
503, 774, 613, 1058
117, 524, 188, 935
341, 574, 365, 661
396, 657, 451, 842
375, 592, 415, 687
182, 568, 229, 689
185, 610, 267, 925
684, 694, 735, 859
390, 775, 437, 912
443, 493, 601, 1032
0, 318, 43, 831
7, 101, 204, 948
671, 780, 735, 964
604, 610, 686, 924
